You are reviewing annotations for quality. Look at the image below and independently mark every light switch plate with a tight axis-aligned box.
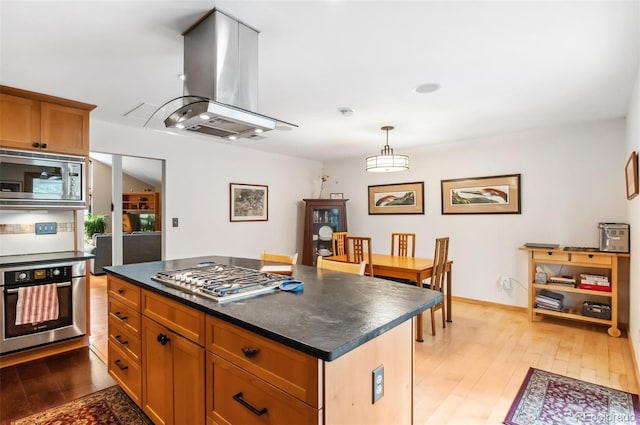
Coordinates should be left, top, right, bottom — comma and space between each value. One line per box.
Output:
372, 365, 384, 403
35, 222, 57, 235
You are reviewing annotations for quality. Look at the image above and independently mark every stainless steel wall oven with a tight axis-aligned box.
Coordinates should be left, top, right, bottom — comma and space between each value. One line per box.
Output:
0, 261, 86, 355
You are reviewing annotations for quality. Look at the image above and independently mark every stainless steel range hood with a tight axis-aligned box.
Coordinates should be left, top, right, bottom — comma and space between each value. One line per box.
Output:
164, 9, 294, 139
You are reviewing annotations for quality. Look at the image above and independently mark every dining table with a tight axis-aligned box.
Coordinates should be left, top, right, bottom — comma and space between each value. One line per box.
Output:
326, 253, 453, 342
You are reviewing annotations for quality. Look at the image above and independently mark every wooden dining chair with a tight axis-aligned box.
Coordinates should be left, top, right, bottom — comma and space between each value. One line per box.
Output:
391, 233, 416, 257
260, 251, 298, 265
317, 256, 366, 275
425, 237, 449, 336
331, 231, 348, 256
345, 236, 374, 277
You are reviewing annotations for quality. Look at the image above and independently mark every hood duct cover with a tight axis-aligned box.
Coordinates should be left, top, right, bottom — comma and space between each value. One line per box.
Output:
164, 9, 295, 139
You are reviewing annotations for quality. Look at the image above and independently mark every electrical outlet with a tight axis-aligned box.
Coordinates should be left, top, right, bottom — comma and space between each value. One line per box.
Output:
372, 365, 384, 403
172, 217, 179, 227
35, 222, 57, 235
501, 276, 511, 289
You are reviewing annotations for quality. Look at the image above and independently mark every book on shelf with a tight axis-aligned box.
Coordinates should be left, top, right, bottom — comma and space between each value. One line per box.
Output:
549, 275, 576, 284
579, 273, 609, 284
578, 283, 612, 292
537, 289, 565, 301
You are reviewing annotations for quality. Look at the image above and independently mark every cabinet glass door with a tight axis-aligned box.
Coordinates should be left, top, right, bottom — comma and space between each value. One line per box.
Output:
313, 208, 341, 260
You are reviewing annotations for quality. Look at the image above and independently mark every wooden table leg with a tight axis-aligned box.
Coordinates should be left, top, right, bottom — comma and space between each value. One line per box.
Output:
415, 272, 424, 342
446, 268, 452, 322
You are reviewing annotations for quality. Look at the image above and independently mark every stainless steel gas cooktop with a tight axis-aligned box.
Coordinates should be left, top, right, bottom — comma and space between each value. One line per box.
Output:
151, 263, 291, 303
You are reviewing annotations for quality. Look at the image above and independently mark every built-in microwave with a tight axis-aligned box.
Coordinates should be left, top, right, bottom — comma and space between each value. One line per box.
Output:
0, 148, 86, 208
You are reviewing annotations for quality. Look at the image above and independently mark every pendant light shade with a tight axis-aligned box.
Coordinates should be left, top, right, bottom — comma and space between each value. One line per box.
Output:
366, 126, 409, 172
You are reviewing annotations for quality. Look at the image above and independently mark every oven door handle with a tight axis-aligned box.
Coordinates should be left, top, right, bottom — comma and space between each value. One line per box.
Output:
5, 281, 71, 294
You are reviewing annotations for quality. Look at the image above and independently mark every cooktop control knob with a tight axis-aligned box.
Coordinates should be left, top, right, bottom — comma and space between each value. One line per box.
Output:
52, 269, 61, 276
17, 272, 27, 280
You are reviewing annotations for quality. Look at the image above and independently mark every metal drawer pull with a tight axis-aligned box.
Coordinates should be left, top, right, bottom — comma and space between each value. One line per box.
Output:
114, 312, 128, 321
115, 335, 128, 345
157, 333, 170, 345
6, 282, 70, 294
241, 347, 260, 358
114, 359, 128, 371
117, 288, 125, 294
232, 392, 267, 416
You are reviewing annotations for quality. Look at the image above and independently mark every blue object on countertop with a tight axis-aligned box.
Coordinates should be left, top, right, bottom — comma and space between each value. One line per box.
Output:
197, 261, 216, 267
279, 280, 304, 292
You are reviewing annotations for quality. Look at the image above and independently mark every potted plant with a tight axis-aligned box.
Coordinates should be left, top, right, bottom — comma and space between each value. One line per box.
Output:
84, 213, 106, 241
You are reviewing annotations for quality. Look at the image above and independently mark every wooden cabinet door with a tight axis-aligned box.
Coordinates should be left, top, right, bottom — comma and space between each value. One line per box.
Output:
41, 102, 89, 155
0, 93, 41, 150
142, 316, 174, 425
173, 332, 205, 425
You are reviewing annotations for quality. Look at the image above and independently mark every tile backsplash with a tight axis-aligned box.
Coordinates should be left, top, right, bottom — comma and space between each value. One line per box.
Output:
0, 210, 78, 256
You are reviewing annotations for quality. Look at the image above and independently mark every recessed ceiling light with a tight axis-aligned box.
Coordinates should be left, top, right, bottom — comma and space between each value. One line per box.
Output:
199, 113, 210, 120
415, 83, 440, 94
254, 128, 264, 133
338, 107, 354, 116
175, 123, 185, 129
229, 135, 237, 140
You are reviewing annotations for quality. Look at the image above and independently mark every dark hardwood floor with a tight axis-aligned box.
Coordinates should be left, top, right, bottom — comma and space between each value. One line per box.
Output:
0, 274, 113, 424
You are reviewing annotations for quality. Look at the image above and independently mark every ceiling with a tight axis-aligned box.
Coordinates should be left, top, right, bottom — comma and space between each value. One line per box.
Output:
2, 1, 639, 165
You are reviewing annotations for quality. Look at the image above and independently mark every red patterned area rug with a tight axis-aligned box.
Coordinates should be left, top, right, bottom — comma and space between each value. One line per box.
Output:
505, 368, 640, 425
11, 386, 152, 425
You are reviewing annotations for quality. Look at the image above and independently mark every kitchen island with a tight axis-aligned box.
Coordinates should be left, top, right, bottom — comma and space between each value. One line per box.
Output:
105, 256, 442, 425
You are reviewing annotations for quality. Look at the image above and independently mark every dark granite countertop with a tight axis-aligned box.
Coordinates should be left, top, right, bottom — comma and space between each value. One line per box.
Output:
0, 251, 94, 268
105, 256, 442, 361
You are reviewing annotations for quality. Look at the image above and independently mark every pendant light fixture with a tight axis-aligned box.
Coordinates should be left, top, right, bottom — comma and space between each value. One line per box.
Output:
366, 126, 409, 172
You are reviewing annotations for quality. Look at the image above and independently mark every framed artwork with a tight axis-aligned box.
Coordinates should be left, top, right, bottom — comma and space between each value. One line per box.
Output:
368, 181, 424, 215
441, 174, 521, 215
625, 151, 638, 200
229, 183, 268, 222
330, 193, 344, 199
0, 180, 22, 192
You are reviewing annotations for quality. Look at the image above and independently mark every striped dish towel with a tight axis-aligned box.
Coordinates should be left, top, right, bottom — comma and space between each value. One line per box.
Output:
15, 284, 59, 325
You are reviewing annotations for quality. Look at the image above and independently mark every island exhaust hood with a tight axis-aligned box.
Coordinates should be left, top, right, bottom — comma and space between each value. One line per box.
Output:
164, 9, 295, 139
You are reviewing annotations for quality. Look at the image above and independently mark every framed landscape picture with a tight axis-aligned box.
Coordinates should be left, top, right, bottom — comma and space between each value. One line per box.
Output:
229, 183, 268, 222
368, 181, 424, 215
625, 151, 638, 200
441, 174, 521, 214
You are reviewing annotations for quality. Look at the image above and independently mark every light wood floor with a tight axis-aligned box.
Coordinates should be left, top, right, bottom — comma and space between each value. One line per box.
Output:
6, 275, 638, 424
413, 300, 639, 425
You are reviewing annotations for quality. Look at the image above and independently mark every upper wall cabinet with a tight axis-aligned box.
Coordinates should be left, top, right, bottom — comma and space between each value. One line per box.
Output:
0, 86, 96, 156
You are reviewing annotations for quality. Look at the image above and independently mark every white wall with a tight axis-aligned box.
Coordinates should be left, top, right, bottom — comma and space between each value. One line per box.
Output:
90, 121, 323, 261
626, 65, 640, 372
324, 119, 628, 308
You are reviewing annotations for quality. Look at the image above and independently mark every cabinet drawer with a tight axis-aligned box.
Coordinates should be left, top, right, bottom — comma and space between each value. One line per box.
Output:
109, 315, 141, 364
206, 352, 319, 425
142, 289, 205, 345
532, 250, 570, 262
206, 315, 320, 408
108, 297, 141, 337
571, 253, 612, 267
108, 341, 141, 406
108, 275, 141, 310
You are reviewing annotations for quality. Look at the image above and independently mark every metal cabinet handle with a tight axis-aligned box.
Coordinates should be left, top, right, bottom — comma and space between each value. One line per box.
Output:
33, 142, 40, 148
41, 143, 47, 149
114, 359, 128, 371
232, 392, 267, 416
241, 347, 260, 358
157, 333, 170, 345
117, 288, 124, 294
114, 335, 128, 345
114, 312, 128, 321
588, 254, 594, 258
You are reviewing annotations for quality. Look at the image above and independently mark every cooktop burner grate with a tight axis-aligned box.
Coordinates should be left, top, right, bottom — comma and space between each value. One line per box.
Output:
151, 263, 291, 303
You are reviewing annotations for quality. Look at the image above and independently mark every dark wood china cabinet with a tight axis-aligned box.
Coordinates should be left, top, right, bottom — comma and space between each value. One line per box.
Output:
302, 199, 348, 266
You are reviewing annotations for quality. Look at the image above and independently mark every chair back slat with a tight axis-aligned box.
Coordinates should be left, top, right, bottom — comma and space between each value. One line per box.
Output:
317, 256, 366, 275
391, 233, 416, 257
431, 237, 449, 292
345, 236, 374, 277
332, 232, 348, 256
261, 251, 298, 265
